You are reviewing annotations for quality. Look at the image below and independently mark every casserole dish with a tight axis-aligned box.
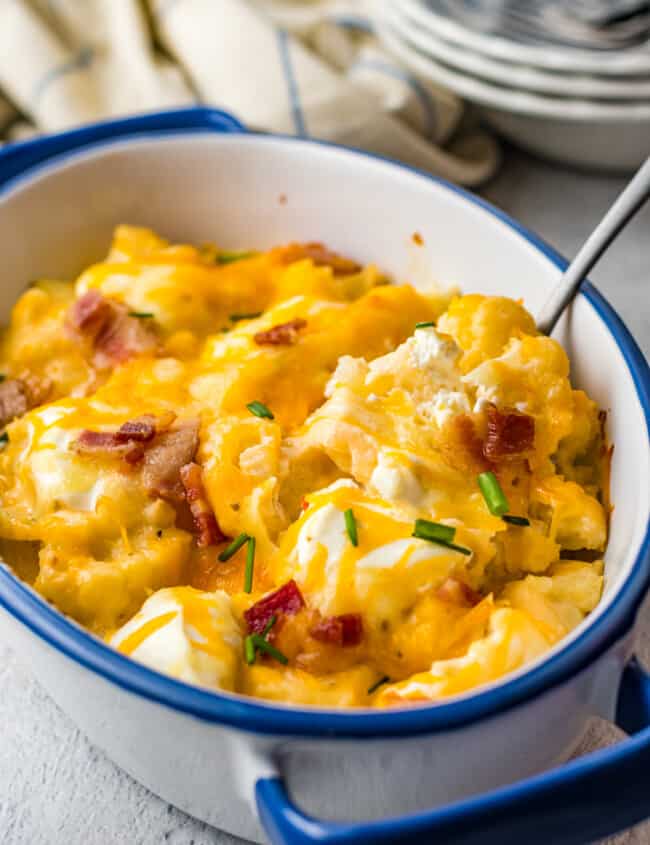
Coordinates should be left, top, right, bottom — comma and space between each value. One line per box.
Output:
0, 108, 648, 845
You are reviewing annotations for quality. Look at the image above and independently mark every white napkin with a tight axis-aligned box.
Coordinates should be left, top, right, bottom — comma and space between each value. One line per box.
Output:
0, 0, 500, 186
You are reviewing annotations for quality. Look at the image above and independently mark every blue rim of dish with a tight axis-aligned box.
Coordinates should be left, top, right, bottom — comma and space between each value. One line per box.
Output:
0, 109, 648, 739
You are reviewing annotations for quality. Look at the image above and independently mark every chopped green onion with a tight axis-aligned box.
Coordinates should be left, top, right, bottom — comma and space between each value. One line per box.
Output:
414, 321, 436, 330
477, 471, 509, 517
128, 311, 154, 318
218, 532, 249, 562
0, 432, 8, 449
229, 311, 262, 321
344, 508, 358, 547
247, 401, 274, 420
0, 374, 5, 383
261, 614, 277, 639
412, 519, 455, 544
244, 536, 256, 593
420, 537, 471, 556
244, 636, 257, 665
251, 633, 288, 665
412, 518, 471, 554
245, 616, 278, 667
217, 251, 255, 265
367, 675, 390, 695
502, 515, 531, 527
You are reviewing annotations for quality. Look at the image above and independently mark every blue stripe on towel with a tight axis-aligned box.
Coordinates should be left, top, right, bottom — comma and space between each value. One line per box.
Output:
331, 15, 374, 33
351, 57, 438, 138
276, 29, 308, 137
32, 46, 95, 107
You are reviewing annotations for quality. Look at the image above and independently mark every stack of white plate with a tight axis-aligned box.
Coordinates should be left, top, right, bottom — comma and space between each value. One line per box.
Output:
376, 0, 650, 171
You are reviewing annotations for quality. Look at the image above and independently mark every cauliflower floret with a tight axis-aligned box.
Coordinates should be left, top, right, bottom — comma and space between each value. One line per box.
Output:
376, 606, 554, 705
109, 587, 242, 691
533, 476, 607, 551
464, 335, 573, 466
437, 294, 537, 372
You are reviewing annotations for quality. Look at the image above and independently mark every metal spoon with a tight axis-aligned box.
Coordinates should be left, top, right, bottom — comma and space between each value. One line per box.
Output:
537, 156, 650, 335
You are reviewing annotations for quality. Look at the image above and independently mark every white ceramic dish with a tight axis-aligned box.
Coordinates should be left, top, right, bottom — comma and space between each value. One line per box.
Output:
398, 0, 650, 76
388, 4, 650, 99
377, 17, 650, 172
0, 109, 648, 845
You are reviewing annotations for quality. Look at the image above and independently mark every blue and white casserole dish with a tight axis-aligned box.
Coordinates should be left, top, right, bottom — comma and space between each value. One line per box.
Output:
0, 109, 648, 845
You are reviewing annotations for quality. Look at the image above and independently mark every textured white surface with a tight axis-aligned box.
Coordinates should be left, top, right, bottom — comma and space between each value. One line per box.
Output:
1, 147, 650, 844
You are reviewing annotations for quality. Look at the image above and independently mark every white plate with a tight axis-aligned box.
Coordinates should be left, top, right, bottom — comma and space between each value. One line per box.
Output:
377, 18, 650, 171
398, 0, 650, 76
388, 4, 650, 99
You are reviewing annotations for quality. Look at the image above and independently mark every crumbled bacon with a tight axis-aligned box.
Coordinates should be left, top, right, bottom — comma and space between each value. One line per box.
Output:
441, 414, 490, 475
0, 378, 30, 427
310, 613, 363, 647
273, 242, 361, 275
254, 318, 307, 346
142, 419, 199, 501
244, 580, 305, 634
67, 291, 158, 368
179, 461, 224, 547
117, 416, 157, 442
73, 414, 159, 464
68, 289, 112, 335
436, 577, 482, 607
483, 403, 535, 461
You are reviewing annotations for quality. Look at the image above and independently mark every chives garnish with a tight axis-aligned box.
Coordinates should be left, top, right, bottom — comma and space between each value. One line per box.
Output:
367, 675, 390, 695
412, 519, 471, 555
344, 508, 358, 546
0, 432, 8, 449
217, 251, 255, 265
261, 614, 277, 639
244, 536, 256, 593
245, 615, 278, 667
419, 537, 471, 556
128, 311, 154, 318
244, 636, 256, 665
415, 321, 435, 330
477, 471, 509, 517
218, 532, 249, 562
251, 634, 288, 665
247, 401, 274, 420
229, 311, 262, 321
412, 519, 455, 544
502, 515, 531, 527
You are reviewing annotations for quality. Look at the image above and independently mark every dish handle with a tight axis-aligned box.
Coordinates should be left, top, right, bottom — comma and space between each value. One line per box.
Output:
255, 658, 650, 845
0, 107, 246, 185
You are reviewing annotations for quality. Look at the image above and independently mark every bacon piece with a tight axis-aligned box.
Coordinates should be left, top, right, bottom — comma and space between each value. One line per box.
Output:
483, 403, 535, 461
0, 379, 29, 427
67, 291, 158, 367
179, 461, 224, 547
436, 577, 482, 607
441, 414, 490, 475
73, 414, 159, 464
116, 416, 156, 443
142, 419, 199, 501
244, 580, 305, 634
68, 290, 112, 335
273, 242, 361, 275
254, 318, 307, 346
311, 613, 363, 647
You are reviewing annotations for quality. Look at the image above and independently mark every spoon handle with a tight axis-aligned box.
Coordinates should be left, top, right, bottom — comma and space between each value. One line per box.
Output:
537, 155, 650, 335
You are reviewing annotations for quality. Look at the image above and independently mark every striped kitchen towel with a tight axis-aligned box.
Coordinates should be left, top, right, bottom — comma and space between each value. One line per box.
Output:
0, 0, 500, 186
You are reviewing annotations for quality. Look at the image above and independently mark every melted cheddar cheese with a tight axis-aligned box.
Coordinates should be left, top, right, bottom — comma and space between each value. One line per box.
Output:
0, 226, 608, 708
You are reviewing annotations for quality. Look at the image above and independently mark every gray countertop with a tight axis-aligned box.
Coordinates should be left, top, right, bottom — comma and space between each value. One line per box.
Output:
1, 147, 649, 845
